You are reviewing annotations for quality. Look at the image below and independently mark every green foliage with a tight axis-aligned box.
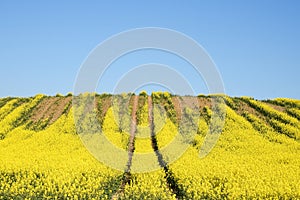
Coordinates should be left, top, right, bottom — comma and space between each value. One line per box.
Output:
0, 99, 20, 121
241, 97, 300, 139
95, 95, 111, 127
0, 95, 45, 135
271, 98, 300, 108
136, 92, 148, 126
55, 93, 64, 97
0, 97, 13, 109
242, 112, 270, 134
139, 90, 148, 97
286, 108, 300, 121
197, 94, 207, 98
224, 96, 241, 110
98, 93, 112, 99
151, 92, 177, 125
62, 100, 72, 115
270, 119, 300, 139
0, 133, 5, 140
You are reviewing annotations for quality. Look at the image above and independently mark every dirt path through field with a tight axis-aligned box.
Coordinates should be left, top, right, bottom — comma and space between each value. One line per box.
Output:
126, 95, 138, 173
148, 96, 186, 199
112, 95, 138, 199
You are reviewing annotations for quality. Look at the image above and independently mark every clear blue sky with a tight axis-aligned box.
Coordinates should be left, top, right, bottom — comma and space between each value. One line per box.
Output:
0, 1, 299, 99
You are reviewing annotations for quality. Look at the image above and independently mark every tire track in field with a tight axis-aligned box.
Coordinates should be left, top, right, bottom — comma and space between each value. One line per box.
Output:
126, 95, 139, 173
148, 96, 187, 199
112, 95, 139, 199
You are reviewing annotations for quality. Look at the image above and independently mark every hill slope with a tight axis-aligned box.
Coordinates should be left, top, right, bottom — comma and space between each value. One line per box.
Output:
0, 93, 300, 199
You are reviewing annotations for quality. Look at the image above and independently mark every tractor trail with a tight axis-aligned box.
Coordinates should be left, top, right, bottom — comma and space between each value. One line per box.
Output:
112, 95, 138, 199
148, 96, 187, 199
126, 95, 139, 173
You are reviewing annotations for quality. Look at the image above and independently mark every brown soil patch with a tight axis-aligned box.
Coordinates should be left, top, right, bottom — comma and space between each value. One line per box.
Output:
128, 95, 135, 109
96, 96, 112, 124
49, 96, 72, 124
30, 96, 72, 125
263, 102, 286, 112
233, 99, 258, 116
181, 96, 199, 108
101, 96, 112, 114
172, 96, 200, 122
235, 98, 272, 127
198, 97, 212, 110
172, 96, 182, 122
81, 96, 96, 116
148, 96, 153, 125
30, 97, 59, 122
